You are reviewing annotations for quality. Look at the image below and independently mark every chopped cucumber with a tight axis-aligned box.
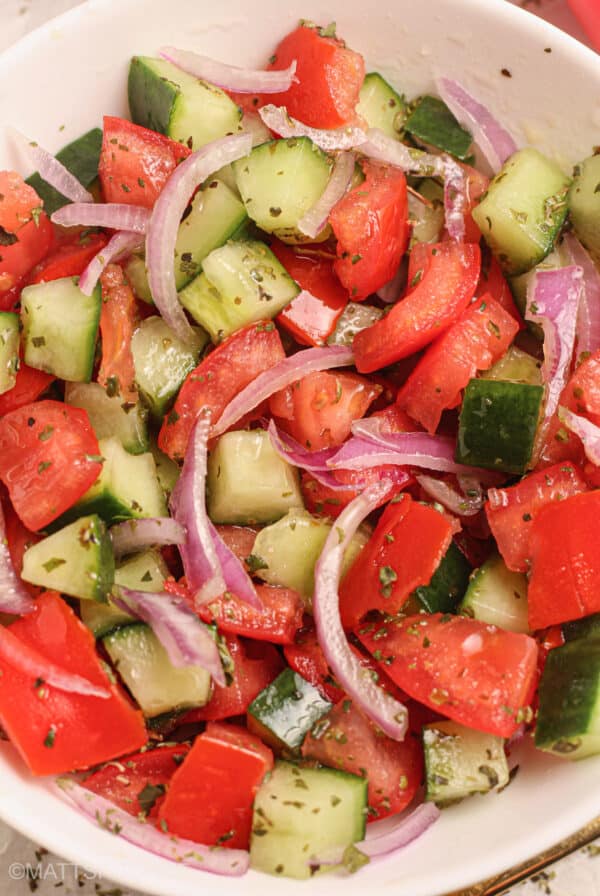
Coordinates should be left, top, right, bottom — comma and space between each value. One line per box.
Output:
406, 95, 472, 160
327, 302, 383, 346
459, 553, 529, 633
356, 72, 406, 139
21, 514, 113, 602
472, 148, 571, 275
207, 429, 303, 525
128, 56, 242, 150
568, 153, 600, 265
481, 345, 542, 386
65, 382, 148, 455
21, 276, 101, 382
103, 622, 211, 717
508, 247, 567, 340
149, 436, 180, 499
233, 137, 333, 244
124, 253, 153, 304
409, 179, 445, 247
247, 668, 332, 754
423, 720, 509, 805
411, 541, 471, 614
0, 312, 20, 394
250, 760, 367, 880
563, 613, 600, 643
180, 240, 299, 342
26, 128, 103, 216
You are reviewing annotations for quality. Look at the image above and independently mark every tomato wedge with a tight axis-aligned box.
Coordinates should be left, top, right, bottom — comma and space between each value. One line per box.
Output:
98, 263, 139, 405
0, 215, 55, 296
0, 364, 55, 417
197, 585, 305, 645
0, 171, 43, 233
475, 253, 523, 326
27, 232, 108, 285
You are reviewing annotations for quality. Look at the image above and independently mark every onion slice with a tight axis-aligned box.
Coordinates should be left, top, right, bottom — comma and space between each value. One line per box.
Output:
9, 127, 93, 203
56, 779, 248, 876
110, 517, 186, 560
298, 151, 356, 239
558, 406, 600, 466
212, 345, 355, 438
563, 234, 600, 359
52, 203, 151, 234
436, 77, 518, 172
259, 105, 367, 151
376, 264, 405, 304
268, 419, 336, 472
78, 231, 143, 296
145, 133, 252, 345
0, 502, 35, 615
416, 473, 483, 516
313, 480, 409, 740
160, 46, 297, 94
210, 521, 262, 611
113, 587, 225, 685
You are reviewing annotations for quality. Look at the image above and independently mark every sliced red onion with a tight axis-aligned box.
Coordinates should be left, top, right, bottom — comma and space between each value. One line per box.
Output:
313, 480, 409, 740
56, 779, 248, 876
436, 77, 518, 172
416, 473, 483, 516
0, 502, 35, 616
442, 156, 467, 242
110, 517, 186, 560
160, 46, 297, 94
525, 265, 583, 424
563, 234, 600, 358
113, 587, 225, 686
558, 406, 600, 466
209, 521, 262, 610
259, 105, 367, 151
146, 133, 252, 345
9, 127, 93, 203
212, 345, 354, 438
52, 203, 151, 234
268, 419, 336, 472
78, 231, 143, 297
298, 151, 356, 239
0, 624, 110, 699
376, 264, 405, 304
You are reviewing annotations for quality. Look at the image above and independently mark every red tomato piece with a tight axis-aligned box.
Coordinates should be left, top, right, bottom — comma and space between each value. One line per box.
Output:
3, 499, 40, 597
358, 613, 539, 738
158, 722, 273, 849
0, 592, 147, 775
460, 162, 489, 244
370, 403, 418, 433
0, 364, 54, 417
475, 253, 523, 326
98, 116, 191, 208
485, 461, 587, 572
197, 584, 305, 645
528, 491, 600, 630
538, 349, 600, 468
329, 161, 409, 301
353, 241, 481, 373
0, 171, 43, 233
98, 264, 139, 405
301, 699, 423, 821
27, 233, 108, 285
266, 25, 365, 129
339, 494, 455, 629
0, 214, 55, 296
158, 321, 285, 461
0, 400, 103, 531
300, 470, 360, 520
396, 295, 519, 433
214, 525, 259, 565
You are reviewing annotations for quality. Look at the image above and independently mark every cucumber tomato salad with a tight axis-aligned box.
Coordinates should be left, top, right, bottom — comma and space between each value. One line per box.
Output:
1, 19, 600, 880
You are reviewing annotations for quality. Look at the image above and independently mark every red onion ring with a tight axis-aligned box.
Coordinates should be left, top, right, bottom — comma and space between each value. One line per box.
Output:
52, 203, 151, 233
259, 105, 368, 151
78, 231, 143, 297
563, 234, 600, 359
9, 127, 93, 203
558, 406, 600, 466
416, 473, 483, 516
209, 520, 262, 611
0, 502, 35, 615
298, 151, 356, 239
160, 46, 297, 94
109, 517, 186, 560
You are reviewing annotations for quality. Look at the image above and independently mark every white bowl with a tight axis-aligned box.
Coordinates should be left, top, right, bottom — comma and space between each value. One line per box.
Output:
1, 1, 599, 893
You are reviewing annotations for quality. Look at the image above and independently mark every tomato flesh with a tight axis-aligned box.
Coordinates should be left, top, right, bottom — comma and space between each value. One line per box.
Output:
28, 233, 108, 285
98, 264, 139, 405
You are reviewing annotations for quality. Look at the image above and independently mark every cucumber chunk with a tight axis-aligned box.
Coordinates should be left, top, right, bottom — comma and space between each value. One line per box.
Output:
180, 240, 299, 342
247, 668, 332, 754
250, 760, 367, 879
406, 95, 472, 160
459, 553, 529, 633
65, 382, 148, 455
411, 541, 471, 614
0, 312, 20, 394
124, 253, 153, 304
21, 514, 113, 602
233, 138, 333, 244
568, 153, 600, 265
480, 345, 542, 386
128, 56, 242, 151
423, 720, 509, 805
563, 613, 600, 643
356, 72, 406, 139
149, 437, 180, 499
472, 148, 571, 275
26, 128, 103, 216
535, 638, 600, 760
207, 429, 303, 525
103, 622, 211, 717
409, 179, 445, 248
21, 276, 101, 382
327, 302, 383, 346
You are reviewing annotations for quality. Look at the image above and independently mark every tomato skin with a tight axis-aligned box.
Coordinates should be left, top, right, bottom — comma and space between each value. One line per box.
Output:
197, 585, 305, 645
214, 525, 259, 565
0, 364, 55, 417
158, 722, 273, 849
266, 26, 365, 129
27, 233, 108, 285
301, 699, 423, 821
396, 295, 519, 433
0, 214, 55, 296
158, 321, 285, 461
0, 172, 43, 233
485, 462, 587, 572
460, 162, 489, 244
353, 241, 481, 373
538, 349, 600, 468
359, 613, 539, 738
329, 161, 409, 301
0, 592, 147, 775
339, 494, 455, 629
98, 264, 139, 405
98, 116, 191, 208
475, 253, 523, 326
0, 400, 103, 531
3, 498, 41, 597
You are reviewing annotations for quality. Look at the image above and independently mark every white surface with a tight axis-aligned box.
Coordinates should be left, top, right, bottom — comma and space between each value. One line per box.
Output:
0, 1, 599, 895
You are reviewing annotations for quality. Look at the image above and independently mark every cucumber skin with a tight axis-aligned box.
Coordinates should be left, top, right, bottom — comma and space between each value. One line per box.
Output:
128, 56, 180, 137
26, 128, 103, 216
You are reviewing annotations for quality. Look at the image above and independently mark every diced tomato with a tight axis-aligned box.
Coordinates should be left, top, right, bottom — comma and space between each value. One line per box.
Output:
460, 162, 489, 244
197, 585, 305, 645
301, 471, 359, 519
3, 499, 40, 597
98, 116, 191, 208
0, 400, 103, 531
158, 321, 285, 461
270, 369, 381, 451
370, 403, 418, 433
353, 241, 481, 373
475, 253, 523, 326
98, 264, 139, 405
0, 592, 146, 775
0, 215, 55, 296
528, 490, 600, 630
329, 161, 409, 301
0, 172, 43, 233
339, 494, 455, 629
266, 25, 365, 129
0, 364, 55, 417
301, 699, 423, 821
359, 613, 539, 738
396, 295, 519, 433
83, 743, 191, 818
27, 232, 108, 285
182, 635, 284, 722
158, 722, 273, 849
273, 244, 348, 346
215, 525, 259, 565
538, 349, 600, 468
485, 461, 587, 572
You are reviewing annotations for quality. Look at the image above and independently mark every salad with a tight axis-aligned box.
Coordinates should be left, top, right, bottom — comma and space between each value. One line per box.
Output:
0, 17, 599, 881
